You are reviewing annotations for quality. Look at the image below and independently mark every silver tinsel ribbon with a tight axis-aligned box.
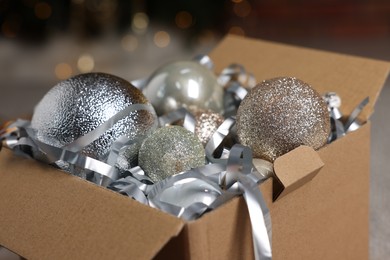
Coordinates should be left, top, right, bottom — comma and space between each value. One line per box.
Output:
323, 92, 369, 143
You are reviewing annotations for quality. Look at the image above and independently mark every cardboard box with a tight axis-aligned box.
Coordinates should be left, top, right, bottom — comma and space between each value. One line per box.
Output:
0, 35, 389, 259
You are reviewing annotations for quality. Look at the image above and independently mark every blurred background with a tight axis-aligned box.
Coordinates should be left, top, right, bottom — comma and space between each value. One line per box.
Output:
0, 0, 389, 259
1, 0, 390, 118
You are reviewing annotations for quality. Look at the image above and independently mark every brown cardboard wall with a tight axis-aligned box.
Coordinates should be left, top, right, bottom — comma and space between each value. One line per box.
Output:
271, 123, 370, 259
0, 149, 184, 260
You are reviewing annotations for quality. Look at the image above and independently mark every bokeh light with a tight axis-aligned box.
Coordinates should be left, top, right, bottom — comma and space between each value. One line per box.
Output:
55, 63, 73, 80
153, 31, 170, 48
175, 11, 193, 29
132, 12, 149, 33
1, 16, 22, 38
233, 0, 252, 18
77, 54, 95, 73
34, 2, 52, 20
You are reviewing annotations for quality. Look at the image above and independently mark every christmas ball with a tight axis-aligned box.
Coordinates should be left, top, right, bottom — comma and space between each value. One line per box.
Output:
143, 61, 224, 115
237, 77, 330, 162
31, 73, 157, 173
138, 126, 205, 183
194, 109, 225, 147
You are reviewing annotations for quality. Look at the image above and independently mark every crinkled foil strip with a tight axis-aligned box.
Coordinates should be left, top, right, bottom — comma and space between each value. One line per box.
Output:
323, 92, 369, 142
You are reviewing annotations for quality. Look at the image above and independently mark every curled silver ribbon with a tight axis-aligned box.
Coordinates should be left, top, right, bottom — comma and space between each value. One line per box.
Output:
218, 63, 256, 89
323, 92, 369, 143
224, 145, 272, 260
108, 169, 153, 205
148, 169, 223, 220
205, 117, 236, 163
193, 54, 214, 70
344, 96, 369, 132
158, 107, 196, 134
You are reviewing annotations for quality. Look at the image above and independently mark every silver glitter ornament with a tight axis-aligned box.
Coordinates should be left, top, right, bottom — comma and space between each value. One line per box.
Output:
194, 109, 225, 147
237, 77, 330, 162
138, 126, 205, 183
143, 61, 224, 115
31, 73, 157, 176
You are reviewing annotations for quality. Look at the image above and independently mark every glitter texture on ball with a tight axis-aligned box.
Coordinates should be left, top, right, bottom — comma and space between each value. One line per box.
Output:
194, 110, 225, 147
31, 73, 157, 174
143, 61, 224, 115
237, 77, 330, 162
138, 126, 205, 183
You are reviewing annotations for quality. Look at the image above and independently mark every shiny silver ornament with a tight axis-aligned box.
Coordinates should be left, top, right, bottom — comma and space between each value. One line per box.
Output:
143, 61, 224, 115
237, 77, 330, 162
138, 126, 205, 183
31, 73, 157, 176
194, 109, 225, 147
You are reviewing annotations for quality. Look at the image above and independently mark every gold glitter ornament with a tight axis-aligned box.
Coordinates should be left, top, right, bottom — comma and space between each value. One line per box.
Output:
236, 77, 330, 162
138, 126, 205, 183
143, 61, 224, 115
194, 109, 225, 147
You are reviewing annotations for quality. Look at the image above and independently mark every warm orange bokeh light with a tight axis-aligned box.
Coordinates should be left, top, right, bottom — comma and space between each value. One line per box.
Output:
34, 2, 52, 20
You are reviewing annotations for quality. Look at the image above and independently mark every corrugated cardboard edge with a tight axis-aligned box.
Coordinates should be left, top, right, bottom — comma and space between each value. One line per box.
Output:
273, 145, 324, 200
209, 34, 390, 121
0, 149, 184, 260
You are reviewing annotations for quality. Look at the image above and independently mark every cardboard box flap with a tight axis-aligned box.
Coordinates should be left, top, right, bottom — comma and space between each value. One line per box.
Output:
209, 35, 390, 121
273, 145, 324, 200
0, 149, 184, 260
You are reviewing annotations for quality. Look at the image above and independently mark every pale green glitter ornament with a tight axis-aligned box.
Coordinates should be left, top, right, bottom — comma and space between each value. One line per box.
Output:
138, 126, 205, 183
